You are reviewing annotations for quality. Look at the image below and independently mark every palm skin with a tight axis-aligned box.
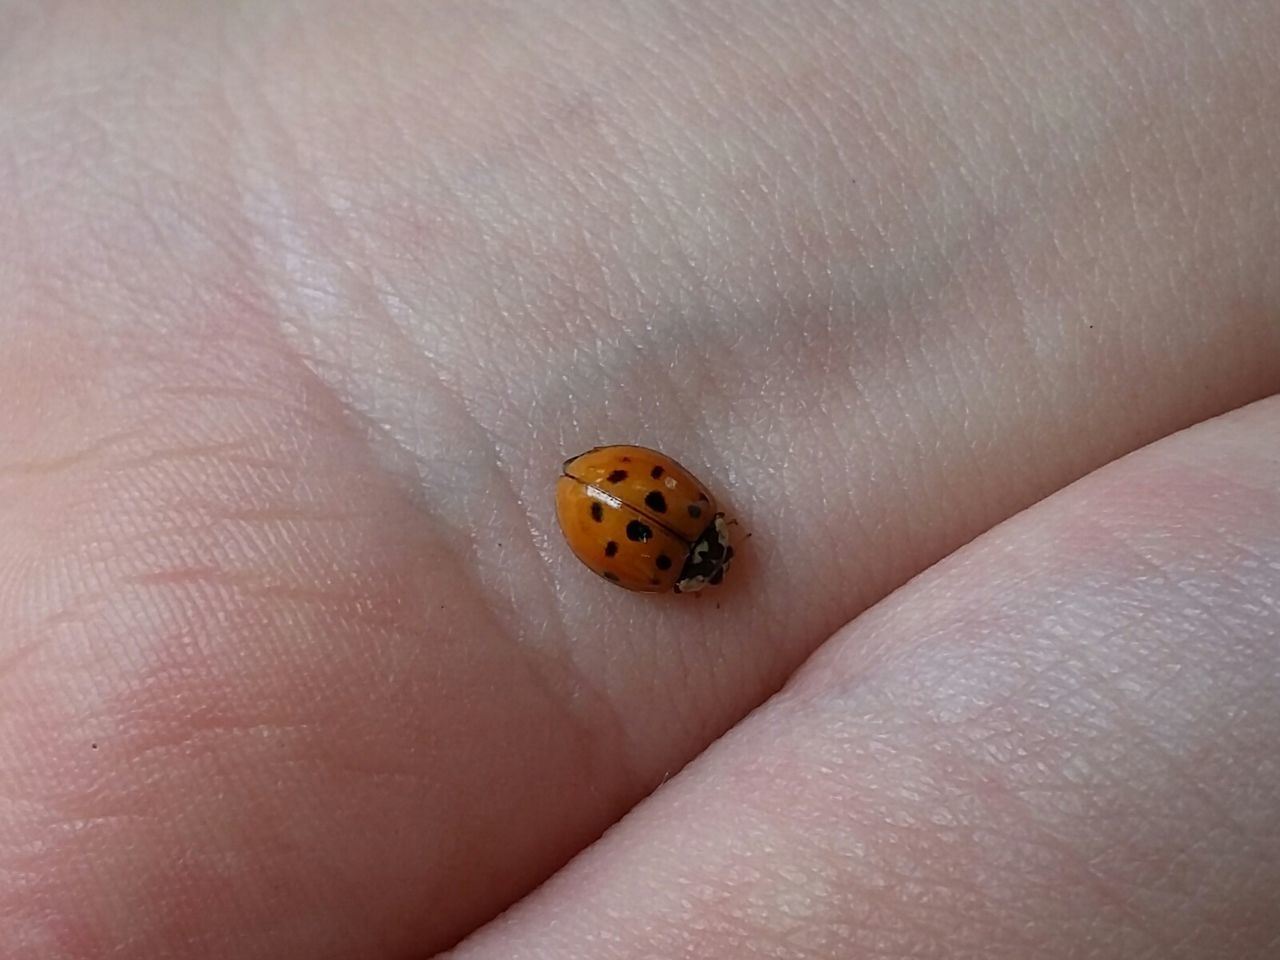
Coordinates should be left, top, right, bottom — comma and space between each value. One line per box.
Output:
1, 2, 1278, 958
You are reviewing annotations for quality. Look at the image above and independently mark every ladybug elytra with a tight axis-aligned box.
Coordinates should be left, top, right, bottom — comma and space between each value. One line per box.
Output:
556, 445, 733, 593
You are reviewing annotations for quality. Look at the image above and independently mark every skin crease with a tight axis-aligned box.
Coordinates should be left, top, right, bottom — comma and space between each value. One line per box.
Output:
451, 397, 1280, 960
0, 0, 1277, 958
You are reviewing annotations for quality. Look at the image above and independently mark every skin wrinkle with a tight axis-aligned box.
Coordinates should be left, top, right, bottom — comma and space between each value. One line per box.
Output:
230, 36, 652, 927
261, 163, 593, 727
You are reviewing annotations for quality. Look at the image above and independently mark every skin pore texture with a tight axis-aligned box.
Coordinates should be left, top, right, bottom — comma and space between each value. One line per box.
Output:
1, 1, 1278, 958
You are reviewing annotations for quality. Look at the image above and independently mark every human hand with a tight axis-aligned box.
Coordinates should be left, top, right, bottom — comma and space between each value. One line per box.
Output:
2, 2, 1278, 957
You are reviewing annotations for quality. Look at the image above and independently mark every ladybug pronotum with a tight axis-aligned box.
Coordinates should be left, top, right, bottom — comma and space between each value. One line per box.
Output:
556, 444, 733, 593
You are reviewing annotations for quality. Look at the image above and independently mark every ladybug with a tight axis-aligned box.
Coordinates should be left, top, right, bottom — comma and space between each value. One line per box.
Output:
556, 445, 733, 593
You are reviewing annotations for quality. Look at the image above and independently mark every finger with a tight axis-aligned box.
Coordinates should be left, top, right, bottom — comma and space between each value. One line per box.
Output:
454, 394, 1280, 960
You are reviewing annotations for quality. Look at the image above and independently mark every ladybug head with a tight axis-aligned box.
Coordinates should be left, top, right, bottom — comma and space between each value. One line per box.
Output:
674, 514, 733, 593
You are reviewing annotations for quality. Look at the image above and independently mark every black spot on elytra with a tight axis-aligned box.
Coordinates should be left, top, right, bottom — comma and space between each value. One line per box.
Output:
606, 469, 628, 483
590, 502, 604, 522
655, 553, 672, 570
626, 520, 652, 542
603, 571, 620, 582
687, 503, 703, 520
604, 541, 618, 557
644, 491, 667, 513
650, 465, 664, 479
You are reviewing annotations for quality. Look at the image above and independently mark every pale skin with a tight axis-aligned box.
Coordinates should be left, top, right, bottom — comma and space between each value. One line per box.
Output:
2, 1, 1279, 958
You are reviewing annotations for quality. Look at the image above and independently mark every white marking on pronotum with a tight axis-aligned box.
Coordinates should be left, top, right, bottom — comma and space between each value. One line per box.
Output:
676, 515, 731, 593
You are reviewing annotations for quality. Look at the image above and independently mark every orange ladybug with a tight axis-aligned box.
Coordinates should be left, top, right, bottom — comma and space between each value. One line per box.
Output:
556, 445, 733, 593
